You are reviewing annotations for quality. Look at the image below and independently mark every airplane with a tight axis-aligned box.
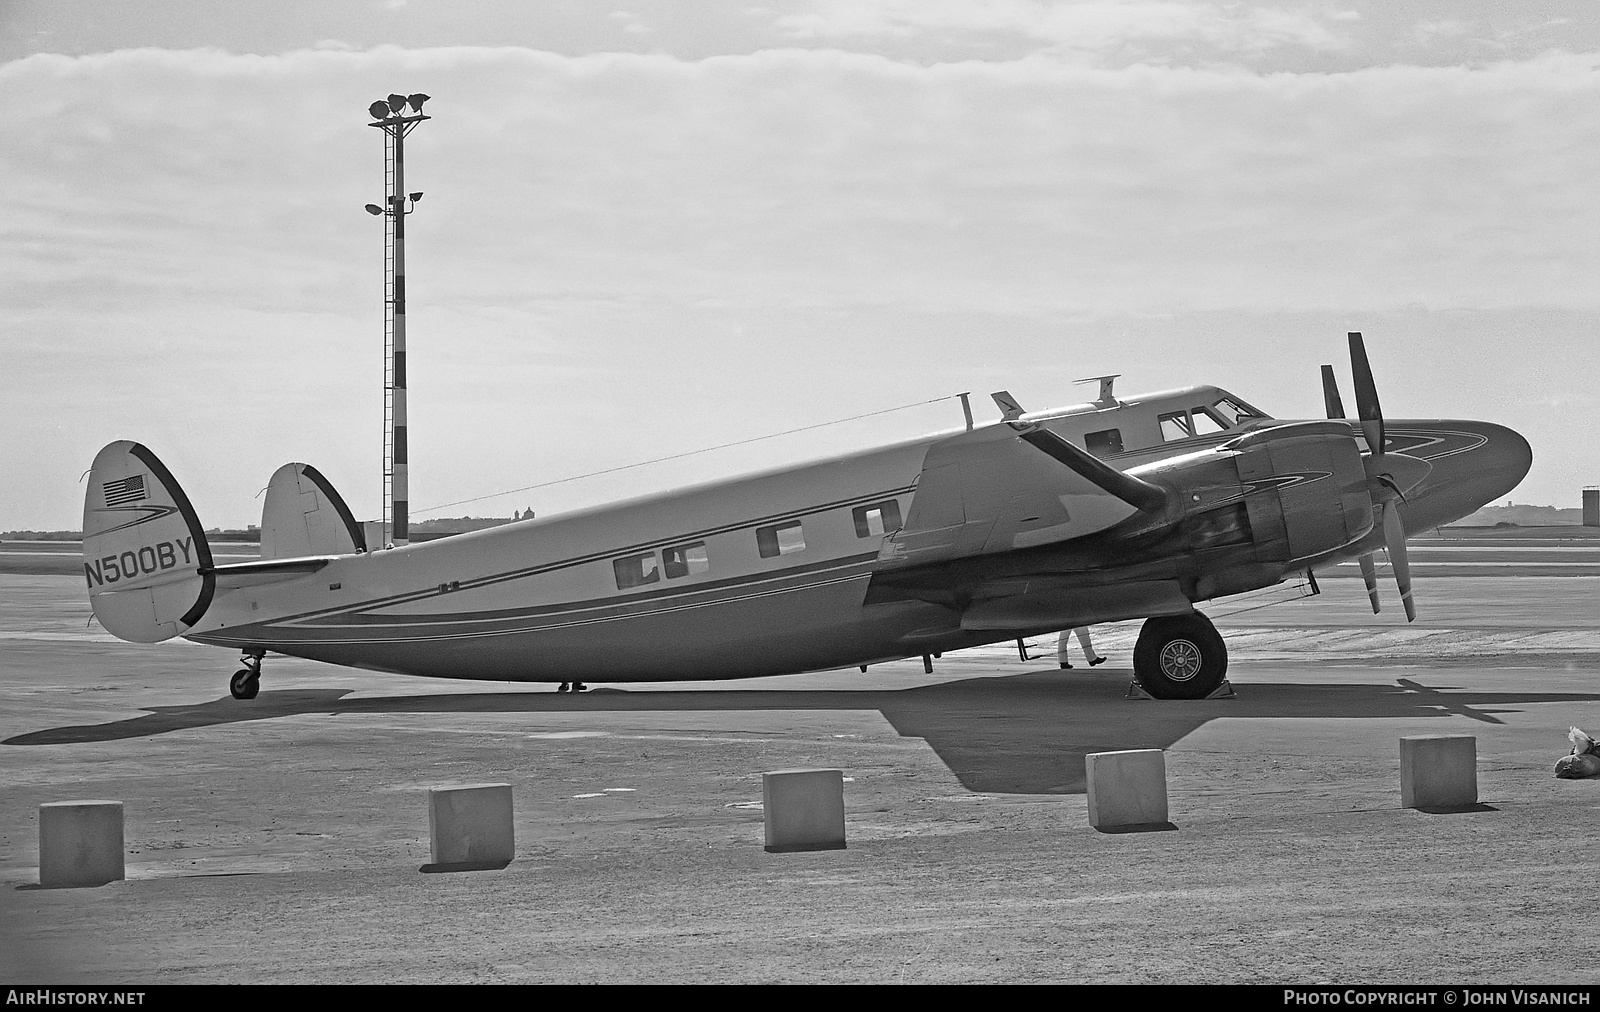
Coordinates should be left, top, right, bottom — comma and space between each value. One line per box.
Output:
79, 334, 1531, 702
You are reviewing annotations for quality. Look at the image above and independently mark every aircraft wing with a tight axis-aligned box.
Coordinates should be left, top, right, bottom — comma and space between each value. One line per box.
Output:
204, 556, 336, 591
875, 411, 1167, 570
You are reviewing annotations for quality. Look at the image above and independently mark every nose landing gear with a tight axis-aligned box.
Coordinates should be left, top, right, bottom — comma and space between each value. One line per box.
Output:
229, 651, 264, 700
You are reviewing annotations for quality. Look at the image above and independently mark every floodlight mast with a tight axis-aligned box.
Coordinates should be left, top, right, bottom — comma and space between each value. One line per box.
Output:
366, 93, 430, 547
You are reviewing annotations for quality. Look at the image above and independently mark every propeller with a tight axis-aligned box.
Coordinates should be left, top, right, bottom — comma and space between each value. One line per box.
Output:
1325, 351, 1381, 612
1340, 332, 1430, 622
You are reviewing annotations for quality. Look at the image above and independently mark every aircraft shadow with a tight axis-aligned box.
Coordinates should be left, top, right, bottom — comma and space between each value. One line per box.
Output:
10, 669, 1600, 795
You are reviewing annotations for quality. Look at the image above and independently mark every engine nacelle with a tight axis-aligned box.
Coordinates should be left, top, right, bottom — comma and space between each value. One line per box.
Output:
1228, 420, 1375, 564
1137, 421, 1375, 600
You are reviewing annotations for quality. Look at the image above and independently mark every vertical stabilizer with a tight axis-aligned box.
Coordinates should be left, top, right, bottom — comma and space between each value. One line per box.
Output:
260, 463, 366, 559
81, 441, 214, 643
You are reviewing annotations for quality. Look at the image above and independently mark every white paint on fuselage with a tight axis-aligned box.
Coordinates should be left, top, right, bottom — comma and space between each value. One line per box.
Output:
186, 384, 1271, 673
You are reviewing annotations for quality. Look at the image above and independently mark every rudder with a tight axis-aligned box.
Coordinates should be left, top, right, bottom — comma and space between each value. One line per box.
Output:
82, 441, 214, 643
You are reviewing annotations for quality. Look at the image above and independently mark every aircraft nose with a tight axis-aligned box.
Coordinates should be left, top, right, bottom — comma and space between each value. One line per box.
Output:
1406, 420, 1533, 529
1477, 421, 1534, 494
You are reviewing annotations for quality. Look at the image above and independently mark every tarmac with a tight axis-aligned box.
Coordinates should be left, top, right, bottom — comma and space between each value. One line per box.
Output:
3, 528, 1600, 984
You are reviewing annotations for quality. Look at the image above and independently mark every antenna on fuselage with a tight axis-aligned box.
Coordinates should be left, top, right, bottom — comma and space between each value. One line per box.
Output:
1074, 374, 1121, 408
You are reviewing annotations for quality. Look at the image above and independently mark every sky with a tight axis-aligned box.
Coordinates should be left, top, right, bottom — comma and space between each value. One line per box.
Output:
3, 1, 1598, 531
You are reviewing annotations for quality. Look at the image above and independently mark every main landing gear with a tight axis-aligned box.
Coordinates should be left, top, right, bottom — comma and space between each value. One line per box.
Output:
1132, 612, 1228, 700
229, 651, 263, 700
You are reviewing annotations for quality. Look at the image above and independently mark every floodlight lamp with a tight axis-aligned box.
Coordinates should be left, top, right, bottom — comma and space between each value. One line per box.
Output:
409, 192, 423, 202
387, 94, 407, 114
407, 93, 430, 113
364, 204, 384, 215
368, 100, 390, 120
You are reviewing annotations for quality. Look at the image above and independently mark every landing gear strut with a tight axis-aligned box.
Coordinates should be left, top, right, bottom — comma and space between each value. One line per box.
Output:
1132, 612, 1228, 700
230, 651, 263, 700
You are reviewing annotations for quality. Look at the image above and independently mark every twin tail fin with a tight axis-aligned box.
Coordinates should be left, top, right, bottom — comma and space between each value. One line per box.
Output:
260, 462, 366, 559
82, 441, 214, 643
83, 445, 367, 644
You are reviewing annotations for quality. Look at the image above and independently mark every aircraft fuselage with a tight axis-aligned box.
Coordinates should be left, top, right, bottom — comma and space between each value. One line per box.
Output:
181, 385, 1531, 683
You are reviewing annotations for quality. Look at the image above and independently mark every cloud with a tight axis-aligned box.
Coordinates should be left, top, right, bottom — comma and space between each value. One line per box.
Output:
774, 0, 1356, 63
7, 43, 1599, 321
3, 44, 1598, 526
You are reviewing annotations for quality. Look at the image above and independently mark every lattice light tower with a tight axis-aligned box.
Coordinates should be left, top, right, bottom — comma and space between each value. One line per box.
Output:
364, 92, 430, 547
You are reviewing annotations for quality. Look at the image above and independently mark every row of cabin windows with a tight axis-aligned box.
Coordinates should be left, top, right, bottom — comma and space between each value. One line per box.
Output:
610, 499, 903, 590
612, 543, 708, 589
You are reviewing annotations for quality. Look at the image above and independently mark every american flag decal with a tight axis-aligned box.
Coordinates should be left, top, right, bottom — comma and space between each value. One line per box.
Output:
103, 474, 148, 507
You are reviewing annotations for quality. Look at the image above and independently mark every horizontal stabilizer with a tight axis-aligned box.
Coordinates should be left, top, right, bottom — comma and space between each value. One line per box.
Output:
206, 556, 334, 591
82, 441, 214, 643
261, 463, 366, 559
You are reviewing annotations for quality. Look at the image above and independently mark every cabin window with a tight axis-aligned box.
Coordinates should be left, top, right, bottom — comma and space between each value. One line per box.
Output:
613, 552, 660, 589
1190, 406, 1229, 435
852, 501, 902, 538
756, 520, 805, 558
1211, 397, 1264, 426
663, 541, 710, 579
1158, 411, 1193, 442
1085, 428, 1124, 457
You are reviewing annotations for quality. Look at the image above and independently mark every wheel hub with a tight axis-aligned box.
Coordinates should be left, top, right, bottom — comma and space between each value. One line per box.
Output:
1157, 638, 1203, 682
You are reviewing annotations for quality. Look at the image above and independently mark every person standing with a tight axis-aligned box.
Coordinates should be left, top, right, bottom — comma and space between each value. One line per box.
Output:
1058, 627, 1105, 669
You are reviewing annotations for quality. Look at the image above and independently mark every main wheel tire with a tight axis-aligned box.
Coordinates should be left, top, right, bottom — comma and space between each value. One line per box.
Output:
1132, 613, 1227, 700
229, 669, 259, 700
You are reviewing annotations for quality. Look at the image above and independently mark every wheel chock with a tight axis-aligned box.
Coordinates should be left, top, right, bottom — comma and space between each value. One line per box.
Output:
1125, 679, 1236, 700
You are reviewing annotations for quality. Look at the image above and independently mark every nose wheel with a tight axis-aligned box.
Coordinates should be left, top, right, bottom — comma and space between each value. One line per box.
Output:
230, 652, 263, 700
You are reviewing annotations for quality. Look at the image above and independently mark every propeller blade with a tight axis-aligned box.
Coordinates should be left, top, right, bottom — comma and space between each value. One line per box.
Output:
1381, 502, 1416, 622
1320, 365, 1346, 419
1358, 554, 1380, 614
1348, 332, 1385, 455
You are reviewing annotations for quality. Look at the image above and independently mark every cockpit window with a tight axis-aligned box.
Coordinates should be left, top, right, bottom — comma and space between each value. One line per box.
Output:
1158, 411, 1193, 442
1210, 396, 1264, 426
1191, 406, 1229, 435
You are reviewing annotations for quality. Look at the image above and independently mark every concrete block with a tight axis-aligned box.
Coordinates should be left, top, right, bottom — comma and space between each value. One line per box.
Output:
1086, 750, 1169, 829
1400, 735, 1477, 809
763, 769, 846, 853
39, 801, 124, 888
428, 784, 514, 868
